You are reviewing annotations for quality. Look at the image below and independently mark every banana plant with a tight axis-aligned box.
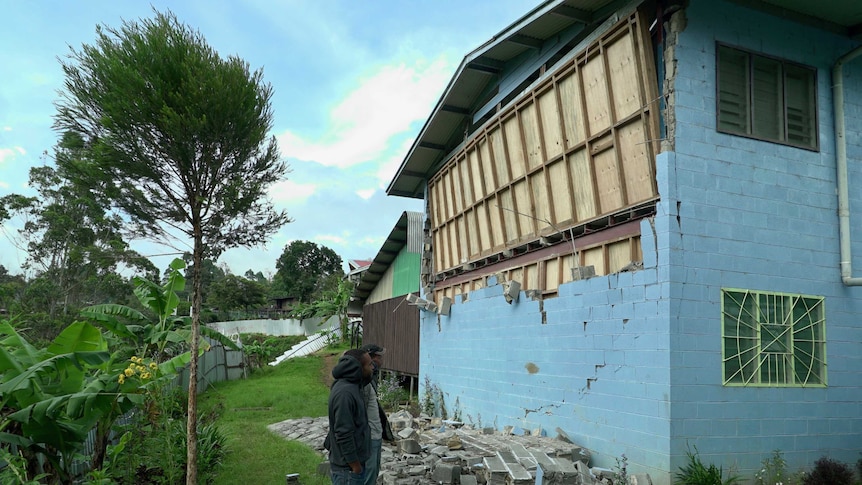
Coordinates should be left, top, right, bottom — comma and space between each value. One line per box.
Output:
0, 319, 115, 482
80, 257, 238, 363
0, 259, 238, 481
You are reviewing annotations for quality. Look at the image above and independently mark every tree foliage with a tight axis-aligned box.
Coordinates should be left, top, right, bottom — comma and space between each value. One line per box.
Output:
290, 278, 354, 342
0, 132, 156, 318
272, 240, 344, 303
206, 274, 268, 312
53, 10, 290, 483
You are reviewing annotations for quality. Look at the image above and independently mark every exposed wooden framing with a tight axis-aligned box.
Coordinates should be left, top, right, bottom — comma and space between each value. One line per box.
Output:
426, 12, 659, 286
575, 56, 603, 218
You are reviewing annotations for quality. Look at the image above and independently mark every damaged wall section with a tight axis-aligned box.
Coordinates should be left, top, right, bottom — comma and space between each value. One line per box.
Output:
418, 217, 671, 480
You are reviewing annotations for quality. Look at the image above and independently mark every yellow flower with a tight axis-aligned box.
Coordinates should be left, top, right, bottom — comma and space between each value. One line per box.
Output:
118, 375, 125, 384
124, 368, 134, 377
142, 372, 151, 380
149, 362, 158, 370
131, 356, 140, 363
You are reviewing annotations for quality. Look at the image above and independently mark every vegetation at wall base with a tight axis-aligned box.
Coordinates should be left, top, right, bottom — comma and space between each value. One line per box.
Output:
674, 445, 740, 485
802, 456, 856, 485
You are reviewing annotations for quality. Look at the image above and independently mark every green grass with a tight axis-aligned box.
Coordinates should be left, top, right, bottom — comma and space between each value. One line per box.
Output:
200, 346, 346, 485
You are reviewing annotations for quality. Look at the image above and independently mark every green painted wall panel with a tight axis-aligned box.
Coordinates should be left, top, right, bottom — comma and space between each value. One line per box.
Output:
392, 248, 420, 297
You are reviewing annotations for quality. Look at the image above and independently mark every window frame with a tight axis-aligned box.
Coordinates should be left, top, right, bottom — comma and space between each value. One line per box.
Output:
721, 288, 827, 388
715, 43, 819, 151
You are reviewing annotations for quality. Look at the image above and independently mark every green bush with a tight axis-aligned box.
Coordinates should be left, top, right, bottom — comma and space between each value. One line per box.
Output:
112, 388, 227, 484
675, 446, 740, 485
803, 457, 854, 485
377, 373, 410, 411
238, 333, 308, 371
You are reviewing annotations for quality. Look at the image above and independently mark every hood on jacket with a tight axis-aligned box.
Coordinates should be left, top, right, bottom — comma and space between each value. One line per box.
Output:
331, 354, 365, 384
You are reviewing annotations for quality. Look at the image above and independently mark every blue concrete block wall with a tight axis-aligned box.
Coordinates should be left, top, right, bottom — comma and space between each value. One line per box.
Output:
667, 0, 862, 478
419, 215, 673, 480
419, 2, 862, 484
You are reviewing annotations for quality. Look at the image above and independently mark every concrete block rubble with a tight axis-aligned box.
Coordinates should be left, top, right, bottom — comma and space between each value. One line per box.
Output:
268, 410, 652, 485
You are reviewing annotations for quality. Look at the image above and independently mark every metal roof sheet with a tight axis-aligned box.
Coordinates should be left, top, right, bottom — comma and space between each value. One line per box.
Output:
387, 0, 862, 200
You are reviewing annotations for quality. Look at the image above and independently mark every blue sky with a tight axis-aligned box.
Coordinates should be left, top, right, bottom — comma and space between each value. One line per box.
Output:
0, 0, 539, 277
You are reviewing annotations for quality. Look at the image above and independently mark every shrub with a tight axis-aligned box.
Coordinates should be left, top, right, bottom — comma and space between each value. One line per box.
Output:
377, 373, 409, 411
675, 446, 740, 485
803, 457, 854, 485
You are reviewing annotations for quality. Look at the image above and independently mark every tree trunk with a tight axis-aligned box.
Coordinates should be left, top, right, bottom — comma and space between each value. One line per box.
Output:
91, 418, 109, 472
186, 227, 202, 485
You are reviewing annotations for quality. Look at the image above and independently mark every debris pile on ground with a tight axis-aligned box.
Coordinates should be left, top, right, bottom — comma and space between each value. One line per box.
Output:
268, 411, 652, 485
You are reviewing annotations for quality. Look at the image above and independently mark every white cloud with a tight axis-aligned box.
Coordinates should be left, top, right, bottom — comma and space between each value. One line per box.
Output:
276, 57, 453, 169
316, 234, 348, 246
0, 180, 9, 190
2, 127, 11, 132
356, 188, 375, 200
0, 146, 26, 164
267, 179, 317, 204
376, 137, 417, 189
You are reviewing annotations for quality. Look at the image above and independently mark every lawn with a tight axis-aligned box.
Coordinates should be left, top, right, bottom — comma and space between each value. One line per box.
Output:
200, 345, 347, 485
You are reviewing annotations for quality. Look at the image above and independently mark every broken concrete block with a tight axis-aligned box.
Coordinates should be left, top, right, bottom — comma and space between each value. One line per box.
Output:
432, 463, 460, 484
554, 427, 573, 444
482, 427, 495, 435
590, 466, 614, 481
397, 427, 418, 440
571, 446, 591, 464
571, 266, 596, 280
503, 460, 532, 485
460, 475, 478, 485
397, 439, 422, 454
502, 426, 514, 435
430, 445, 450, 456
483, 455, 509, 485
407, 466, 426, 476
497, 450, 518, 464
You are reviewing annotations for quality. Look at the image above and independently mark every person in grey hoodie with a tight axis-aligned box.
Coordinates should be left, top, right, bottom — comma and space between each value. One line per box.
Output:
325, 349, 374, 485
359, 344, 394, 485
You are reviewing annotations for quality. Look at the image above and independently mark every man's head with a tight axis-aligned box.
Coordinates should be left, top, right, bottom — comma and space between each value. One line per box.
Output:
345, 348, 374, 380
360, 344, 385, 367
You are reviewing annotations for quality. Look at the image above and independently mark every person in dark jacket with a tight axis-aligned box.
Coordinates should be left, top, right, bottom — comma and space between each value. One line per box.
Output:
326, 348, 374, 485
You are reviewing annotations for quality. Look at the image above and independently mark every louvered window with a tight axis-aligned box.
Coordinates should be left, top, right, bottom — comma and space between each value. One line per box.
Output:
716, 44, 818, 150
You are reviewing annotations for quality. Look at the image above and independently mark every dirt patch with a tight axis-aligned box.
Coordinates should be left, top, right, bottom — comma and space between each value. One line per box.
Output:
320, 350, 341, 388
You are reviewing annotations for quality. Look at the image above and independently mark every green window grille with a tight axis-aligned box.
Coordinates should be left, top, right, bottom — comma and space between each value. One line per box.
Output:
716, 44, 818, 150
722, 288, 826, 387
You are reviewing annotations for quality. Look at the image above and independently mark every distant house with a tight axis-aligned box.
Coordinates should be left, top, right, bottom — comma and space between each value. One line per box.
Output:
271, 296, 297, 312
346, 259, 373, 319
352, 211, 423, 390
387, 0, 862, 482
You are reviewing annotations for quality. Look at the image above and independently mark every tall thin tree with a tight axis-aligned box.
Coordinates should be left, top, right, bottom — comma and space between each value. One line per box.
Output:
53, 10, 290, 483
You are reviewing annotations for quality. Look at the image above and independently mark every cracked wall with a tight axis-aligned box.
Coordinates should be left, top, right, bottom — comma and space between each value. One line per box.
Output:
419, 217, 671, 481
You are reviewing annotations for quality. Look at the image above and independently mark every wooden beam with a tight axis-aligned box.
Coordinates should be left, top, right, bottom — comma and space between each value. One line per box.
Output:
467, 57, 504, 74
418, 141, 447, 152
552, 5, 592, 23
441, 104, 470, 115
507, 33, 543, 49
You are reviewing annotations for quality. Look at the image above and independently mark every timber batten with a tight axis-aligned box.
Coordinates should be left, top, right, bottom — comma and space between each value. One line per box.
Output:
426, 10, 660, 303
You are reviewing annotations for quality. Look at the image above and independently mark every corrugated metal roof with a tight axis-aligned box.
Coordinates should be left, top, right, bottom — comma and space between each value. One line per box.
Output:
387, 0, 862, 200
352, 211, 424, 303
386, 0, 623, 200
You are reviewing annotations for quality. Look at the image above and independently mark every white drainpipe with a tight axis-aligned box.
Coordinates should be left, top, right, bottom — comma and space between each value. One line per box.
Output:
833, 44, 862, 285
